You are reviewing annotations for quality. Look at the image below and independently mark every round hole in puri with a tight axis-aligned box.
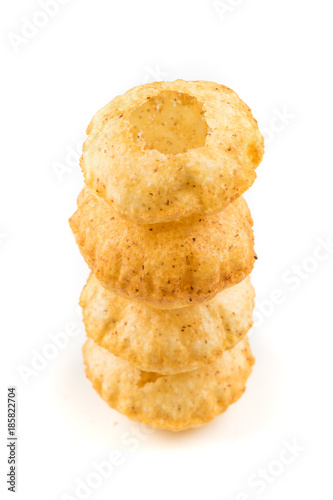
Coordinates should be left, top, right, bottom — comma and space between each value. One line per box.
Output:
129, 91, 208, 155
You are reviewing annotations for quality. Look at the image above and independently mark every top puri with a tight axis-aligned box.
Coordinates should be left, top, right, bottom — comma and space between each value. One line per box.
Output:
80, 80, 264, 224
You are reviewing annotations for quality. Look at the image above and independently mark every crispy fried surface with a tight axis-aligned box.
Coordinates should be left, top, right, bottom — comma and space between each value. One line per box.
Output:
69, 188, 256, 309
80, 274, 255, 374
80, 80, 264, 223
83, 337, 254, 431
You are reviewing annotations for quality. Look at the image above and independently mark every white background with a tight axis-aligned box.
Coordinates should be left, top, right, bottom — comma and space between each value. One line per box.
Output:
1, 1, 333, 499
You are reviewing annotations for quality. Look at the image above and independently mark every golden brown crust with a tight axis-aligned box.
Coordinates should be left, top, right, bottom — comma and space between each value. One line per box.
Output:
69, 188, 256, 309
80, 80, 264, 223
83, 337, 254, 431
80, 274, 255, 374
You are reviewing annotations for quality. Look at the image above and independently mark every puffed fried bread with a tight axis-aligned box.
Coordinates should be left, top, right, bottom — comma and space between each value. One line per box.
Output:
80, 80, 264, 223
83, 336, 254, 431
69, 187, 256, 309
80, 274, 255, 374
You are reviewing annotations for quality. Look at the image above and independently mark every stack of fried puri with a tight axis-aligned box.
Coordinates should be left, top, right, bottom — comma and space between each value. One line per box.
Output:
69, 80, 264, 431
